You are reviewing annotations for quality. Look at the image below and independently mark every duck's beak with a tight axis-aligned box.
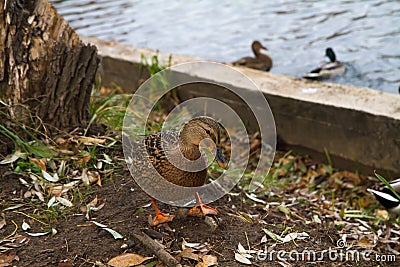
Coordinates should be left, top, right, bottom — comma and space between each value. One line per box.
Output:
213, 148, 228, 170
262, 45, 268, 50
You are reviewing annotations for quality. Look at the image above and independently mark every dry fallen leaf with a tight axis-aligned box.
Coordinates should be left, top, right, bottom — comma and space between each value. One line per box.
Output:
32, 190, 45, 202
356, 237, 373, 247
78, 136, 107, 145
283, 232, 310, 243
41, 169, 59, 182
91, 221, 123, 239
55, 137, 67, 146
234, 252, 252, 265
30, 158, 47, 171
88, 171, 101, 185
0, 149, 26, 164
56, 197, 73, 207
108, 253, 152, 267
179, 248, 199, 261
0, 252, 19, 266
26, 232, 50, 237
50, 188, 62, 197
96, 172, 102, 186
87, 195, 98, 207
48, 196, 56, 208
375, 209, 389, 221
77, 154, 91, 164
81, 168, 89, 185
182, 239, 205, 250
50, 181, 80, 197
196, 254, 218, 267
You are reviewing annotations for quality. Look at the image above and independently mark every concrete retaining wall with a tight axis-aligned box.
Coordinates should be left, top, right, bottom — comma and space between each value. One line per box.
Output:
83, 36, 400, 176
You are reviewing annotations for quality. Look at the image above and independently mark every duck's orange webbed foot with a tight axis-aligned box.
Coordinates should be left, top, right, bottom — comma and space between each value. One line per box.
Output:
151, 212, 175, 226
150, 198, 175, 226
188, 192, 218, 217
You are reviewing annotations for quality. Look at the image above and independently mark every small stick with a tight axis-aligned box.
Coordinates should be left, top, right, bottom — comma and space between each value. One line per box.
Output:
4, 220, 18, 239
65, 238, 69, 253
131, 229, 182, 267
12, 211, 47, 225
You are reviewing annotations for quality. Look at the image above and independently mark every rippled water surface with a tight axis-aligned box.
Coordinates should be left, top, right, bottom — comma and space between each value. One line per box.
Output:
52, 0, 400, 93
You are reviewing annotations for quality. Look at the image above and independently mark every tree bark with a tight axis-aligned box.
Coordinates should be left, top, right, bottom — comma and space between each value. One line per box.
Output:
0, 0, 100, 131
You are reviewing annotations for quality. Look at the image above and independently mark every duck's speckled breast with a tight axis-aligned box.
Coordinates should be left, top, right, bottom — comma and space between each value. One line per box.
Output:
144, 131, 208, 187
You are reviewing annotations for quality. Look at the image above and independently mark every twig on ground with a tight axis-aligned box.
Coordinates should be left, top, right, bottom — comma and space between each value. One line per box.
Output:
4, 220, 18, 239
131, 229, 182, 267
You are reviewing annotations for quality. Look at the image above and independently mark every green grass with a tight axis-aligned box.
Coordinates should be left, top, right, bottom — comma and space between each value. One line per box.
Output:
0, 121, 57, 159
323, 147, 333, 175
374, 172, 400, 200
87, 53, 171, 133
86, 83, 132, 133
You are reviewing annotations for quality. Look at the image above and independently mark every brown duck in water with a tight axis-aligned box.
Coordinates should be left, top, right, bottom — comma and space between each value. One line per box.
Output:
232, 40, 273, 71
125, 117, 228, 226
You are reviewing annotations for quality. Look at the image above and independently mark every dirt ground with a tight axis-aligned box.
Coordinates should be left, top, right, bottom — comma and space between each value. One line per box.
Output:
1, 137, 399, 267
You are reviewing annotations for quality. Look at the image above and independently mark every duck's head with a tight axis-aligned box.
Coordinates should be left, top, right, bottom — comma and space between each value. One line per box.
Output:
325, 47, 336, 62
252, 40, 267, 54
179, 117, 228, 169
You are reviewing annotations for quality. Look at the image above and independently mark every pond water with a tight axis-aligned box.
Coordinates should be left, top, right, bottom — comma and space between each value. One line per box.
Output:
52, 0, 400, 94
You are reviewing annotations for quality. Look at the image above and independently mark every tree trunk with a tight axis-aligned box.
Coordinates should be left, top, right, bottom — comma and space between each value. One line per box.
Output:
0, 0, 100, 132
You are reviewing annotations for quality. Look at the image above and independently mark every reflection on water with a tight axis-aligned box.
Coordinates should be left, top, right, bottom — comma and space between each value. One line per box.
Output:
51, 0, 400, 94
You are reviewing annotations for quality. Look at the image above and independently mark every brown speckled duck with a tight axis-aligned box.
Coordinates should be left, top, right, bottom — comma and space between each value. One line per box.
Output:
125, 117, 228, 226
232, 40, 273, 71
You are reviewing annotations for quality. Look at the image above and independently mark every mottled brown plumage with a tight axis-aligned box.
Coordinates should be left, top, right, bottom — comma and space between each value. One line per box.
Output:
124, 116, 227, 225
232, 40, 273, 71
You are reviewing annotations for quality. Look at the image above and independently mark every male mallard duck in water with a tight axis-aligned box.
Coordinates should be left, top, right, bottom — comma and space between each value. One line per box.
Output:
232, 40, 273, 71
125, 116, 228, 226
303, 47, 346, 80
368, 178, 400, 215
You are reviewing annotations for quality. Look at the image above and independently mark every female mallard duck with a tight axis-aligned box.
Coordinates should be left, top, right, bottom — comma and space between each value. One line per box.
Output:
125, 117, 228, 226
368, 178, 400, 215
303, 47, 346, 80
232, 40, 273, 71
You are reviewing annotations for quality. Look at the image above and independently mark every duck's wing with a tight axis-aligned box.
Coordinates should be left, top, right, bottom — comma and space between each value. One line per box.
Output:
232, 56, 272, 71
123, 131, 178, 182
309, 67, 322, 74
368, 188, 400, 214
303, 67, 324, 79
232, 56, 254, 66
303, 61, 345, 79
144, 131, 179, 155
320, 61, 344, 71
